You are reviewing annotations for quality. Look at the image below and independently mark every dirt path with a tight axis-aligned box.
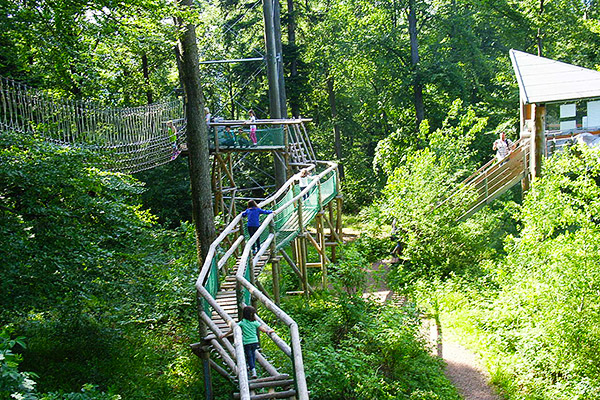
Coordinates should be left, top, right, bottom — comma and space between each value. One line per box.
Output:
425, 320, 502, 400
363, 260, 501, 400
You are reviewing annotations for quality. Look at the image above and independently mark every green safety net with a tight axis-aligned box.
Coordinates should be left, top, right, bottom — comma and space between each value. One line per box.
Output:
209, 126, 285, 149
321, 173, 337, 205
302, 184, 321, 224
203, 257, 220, 314
243, 258, 251, 305
203, 169, 338, 311
274, 186, 300, 251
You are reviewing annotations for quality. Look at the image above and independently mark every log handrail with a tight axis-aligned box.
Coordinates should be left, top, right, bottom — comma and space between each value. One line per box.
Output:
195, 158, 339, 400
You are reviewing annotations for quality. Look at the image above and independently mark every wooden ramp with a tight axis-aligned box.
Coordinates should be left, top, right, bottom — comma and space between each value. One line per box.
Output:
443, 140, 530, 220
207, 251, 299, 400
197, 162, 341, 400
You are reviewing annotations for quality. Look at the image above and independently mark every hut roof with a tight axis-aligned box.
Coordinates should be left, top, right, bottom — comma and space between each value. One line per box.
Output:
510, 49, 600, 104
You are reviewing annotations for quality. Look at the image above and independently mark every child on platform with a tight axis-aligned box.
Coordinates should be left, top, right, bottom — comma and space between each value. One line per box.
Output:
242, 200, 273, 254
220, 306, 274, 378
248, 109, 257, 145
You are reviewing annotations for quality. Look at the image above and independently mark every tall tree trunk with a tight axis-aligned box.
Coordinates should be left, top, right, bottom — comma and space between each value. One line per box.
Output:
175, 0, 215, 266
287, 0, 300, 117
327, 72, 344, 179
141, 52, 153, 104
263, 0, 287, 187
408, 0, 424, 129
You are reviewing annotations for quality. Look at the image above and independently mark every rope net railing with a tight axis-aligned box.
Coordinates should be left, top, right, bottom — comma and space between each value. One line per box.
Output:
0, 76, 185, 174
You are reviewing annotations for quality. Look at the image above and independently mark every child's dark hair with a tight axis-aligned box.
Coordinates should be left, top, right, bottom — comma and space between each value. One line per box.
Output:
247, 200, 258, 208
243, 306, 257, 321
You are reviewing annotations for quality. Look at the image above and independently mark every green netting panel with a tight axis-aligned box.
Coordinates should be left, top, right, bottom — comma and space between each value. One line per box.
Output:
256, 127, 285, 146
301, 185, 321, 226
208, 126, 285, 149
274, 189, 297, 233
275, 228, 300, 251
321, 173, 337, 205
275, 187, 295, 213
203, 257, 219, 314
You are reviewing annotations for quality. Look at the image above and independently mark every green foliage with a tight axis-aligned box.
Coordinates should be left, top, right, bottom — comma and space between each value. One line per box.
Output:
374, 101, 503, 283
0, 329, 37, 400
435, 147, 600, 400
0, 132, 154, 320
0, 329, 119, 400
283, 294, 460, 400
330, 244, 368, 295
0, 132, 203, 398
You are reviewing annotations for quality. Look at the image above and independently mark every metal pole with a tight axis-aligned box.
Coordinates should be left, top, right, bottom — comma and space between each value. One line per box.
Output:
262, 0, 281, 120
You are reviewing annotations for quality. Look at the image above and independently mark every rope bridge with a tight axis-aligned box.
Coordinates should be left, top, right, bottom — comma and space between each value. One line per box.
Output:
0, 76, 185, 174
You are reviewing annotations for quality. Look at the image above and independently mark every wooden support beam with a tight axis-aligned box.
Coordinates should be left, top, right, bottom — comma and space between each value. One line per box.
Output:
530, 104, 546, 181
279, 249, 314, 294
305, 262, 322, 268
209, 359, 233, 381
300, 236, 309, 297
305, 231, 331, 265
272, 258, 281, 305
317, 212, 327, 287
256, 279, 273, 302
323, 210, 342, 243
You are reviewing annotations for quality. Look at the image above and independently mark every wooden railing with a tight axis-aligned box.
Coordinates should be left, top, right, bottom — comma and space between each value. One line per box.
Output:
195, 161, 339, 400
440, 139, 530, 220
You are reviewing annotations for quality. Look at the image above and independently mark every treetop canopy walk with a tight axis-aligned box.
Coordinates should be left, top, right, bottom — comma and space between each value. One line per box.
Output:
0, 76, 185, 174
0, 76, 315, 176
1, 75, 343, 399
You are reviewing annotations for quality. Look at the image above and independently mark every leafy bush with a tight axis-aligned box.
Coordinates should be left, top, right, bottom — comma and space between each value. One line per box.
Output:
437, 147, 600, 400
0, 132, 204, 398
0, 329, 119, 400
282, 294, 460, 400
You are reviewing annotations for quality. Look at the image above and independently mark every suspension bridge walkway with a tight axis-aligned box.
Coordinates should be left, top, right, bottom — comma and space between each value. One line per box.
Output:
442, 138, 530, 220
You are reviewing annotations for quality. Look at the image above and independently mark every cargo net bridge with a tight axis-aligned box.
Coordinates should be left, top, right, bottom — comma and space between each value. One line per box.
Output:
1, 76, 343, 400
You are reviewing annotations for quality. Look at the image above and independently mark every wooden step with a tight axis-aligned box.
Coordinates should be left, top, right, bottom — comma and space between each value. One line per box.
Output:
233, 389, 296, 400
248, 374, 289, 383
216, 291, 236, 298
233, 390, 297, 400
249, 379, 294, 390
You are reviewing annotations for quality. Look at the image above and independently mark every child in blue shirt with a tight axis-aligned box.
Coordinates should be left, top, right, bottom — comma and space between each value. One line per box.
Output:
242, 200, 273, 254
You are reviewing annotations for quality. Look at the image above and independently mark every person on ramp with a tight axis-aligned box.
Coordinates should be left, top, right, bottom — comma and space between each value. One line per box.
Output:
220, 306, 274, 379
492, 131, 515, 162
243, 200, 273, 254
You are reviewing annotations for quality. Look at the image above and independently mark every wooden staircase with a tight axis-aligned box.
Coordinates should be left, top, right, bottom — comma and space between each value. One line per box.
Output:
196, 162, 340, 400
210, 252, 271, 333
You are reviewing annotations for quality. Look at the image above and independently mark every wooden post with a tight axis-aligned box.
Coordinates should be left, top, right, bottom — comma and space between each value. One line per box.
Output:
530, 104, 546, 181
296, 198, 309, 297
272, 257, 281, 305
316, 212, 327, 288
196, 294, 213, 400
269, 221, 280, 305
300, 234, 309, 298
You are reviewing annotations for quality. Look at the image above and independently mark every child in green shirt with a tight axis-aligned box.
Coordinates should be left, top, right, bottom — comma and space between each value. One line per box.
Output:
221, 306, 273, 378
